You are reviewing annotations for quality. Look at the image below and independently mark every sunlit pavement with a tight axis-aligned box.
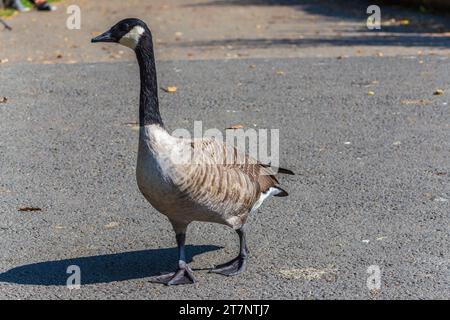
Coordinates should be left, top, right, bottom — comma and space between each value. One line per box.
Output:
0, 57, 448, 299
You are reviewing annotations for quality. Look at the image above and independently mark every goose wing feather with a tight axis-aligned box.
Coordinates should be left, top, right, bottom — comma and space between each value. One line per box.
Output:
170, 138, 282, 219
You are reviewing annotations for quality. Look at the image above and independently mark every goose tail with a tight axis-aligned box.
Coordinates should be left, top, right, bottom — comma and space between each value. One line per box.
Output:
273, 186, 289, 197
260, 163, 295, 175
277, 167, 295, 175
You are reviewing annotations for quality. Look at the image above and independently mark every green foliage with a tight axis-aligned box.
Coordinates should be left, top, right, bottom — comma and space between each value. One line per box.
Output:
0, 0, 61, 17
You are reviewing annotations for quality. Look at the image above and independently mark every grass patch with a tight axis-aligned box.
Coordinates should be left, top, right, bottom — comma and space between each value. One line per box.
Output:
0, 8, 17, 18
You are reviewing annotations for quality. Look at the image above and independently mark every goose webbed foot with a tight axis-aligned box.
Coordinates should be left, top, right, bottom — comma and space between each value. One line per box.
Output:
210, 254, 247, 276
150, 262, 197, 285
211, 227, 249, 276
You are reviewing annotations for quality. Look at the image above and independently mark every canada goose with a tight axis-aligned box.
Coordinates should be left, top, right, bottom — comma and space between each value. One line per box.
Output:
91, 18, 294, 285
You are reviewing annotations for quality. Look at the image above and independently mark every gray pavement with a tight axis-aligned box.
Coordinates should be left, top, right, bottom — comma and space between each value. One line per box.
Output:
0, 57, 449, 299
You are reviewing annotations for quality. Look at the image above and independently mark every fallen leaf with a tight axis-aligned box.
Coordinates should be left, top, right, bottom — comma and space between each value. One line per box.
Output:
407, 116, 417, 124
226, 124, 244, 130
434, 89, 444, 95
276, 70, 285, 75
280, 267, 337, 281
19, 207, 42, 212
123, 121, 139, 131
105, 222, 119, 228
424, 192, 433, 200
0, 58, 9, 64
0, 97, 7, 104
0, 187, 11, 193
162, 86, 177, 93
368, 90, 375, 96
401, 99, 431, 105
361, 80, 379, 88
249, 64, 256, 68
175, 32, 183, 41
399, 19, 410, 25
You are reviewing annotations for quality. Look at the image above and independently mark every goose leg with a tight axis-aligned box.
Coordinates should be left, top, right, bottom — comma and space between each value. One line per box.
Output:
210, 227, 248, 276
149, 232, 197, 285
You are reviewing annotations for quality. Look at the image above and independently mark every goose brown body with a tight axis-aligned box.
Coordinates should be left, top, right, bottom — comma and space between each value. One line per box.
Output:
136, 124, 287, 233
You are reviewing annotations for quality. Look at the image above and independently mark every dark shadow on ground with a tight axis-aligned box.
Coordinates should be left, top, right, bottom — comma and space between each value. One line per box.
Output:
174, 34, 450, 50
0, 245, 220, 286
189, 0, 450, 34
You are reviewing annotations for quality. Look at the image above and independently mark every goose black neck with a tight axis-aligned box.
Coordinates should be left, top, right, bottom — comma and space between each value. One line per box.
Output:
135, 35, 164, 127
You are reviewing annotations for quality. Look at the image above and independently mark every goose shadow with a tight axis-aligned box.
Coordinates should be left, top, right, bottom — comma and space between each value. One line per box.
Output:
0, 245, 220, 286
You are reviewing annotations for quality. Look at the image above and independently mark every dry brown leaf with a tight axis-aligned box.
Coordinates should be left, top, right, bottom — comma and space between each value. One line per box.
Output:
0, 97, 7, 104
280, 267, 337, 281
162, 86, 177, 93
123, 121, 139, 131
19, 207, 42, 212
434, 89, 444, 96
105, 222, 119, 229
367, 91, 375, 96
0, 187, 11, 194
175, 32, 183, 41
226, 124, 244, 130
401, 99, 431, 105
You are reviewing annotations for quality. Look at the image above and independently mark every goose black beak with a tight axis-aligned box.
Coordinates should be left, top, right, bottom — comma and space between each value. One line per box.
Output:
91, 31, 115, 43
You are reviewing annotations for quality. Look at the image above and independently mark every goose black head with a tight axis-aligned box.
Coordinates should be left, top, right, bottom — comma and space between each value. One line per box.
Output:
91, 18, 150, 50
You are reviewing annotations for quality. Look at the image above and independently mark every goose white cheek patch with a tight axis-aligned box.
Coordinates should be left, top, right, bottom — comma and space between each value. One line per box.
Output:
119, 26, 145, 49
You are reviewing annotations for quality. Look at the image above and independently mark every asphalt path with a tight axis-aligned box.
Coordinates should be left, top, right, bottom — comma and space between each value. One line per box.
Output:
0, 56, 449, 299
